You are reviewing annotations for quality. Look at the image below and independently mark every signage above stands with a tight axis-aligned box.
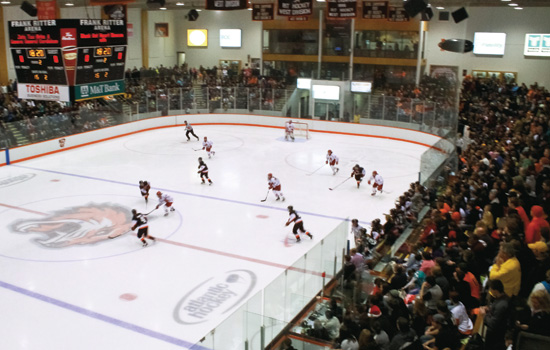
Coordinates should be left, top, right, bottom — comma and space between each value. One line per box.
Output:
473, 32, 506, 55
18, 83, 70, 102
524, 33, 550, 57
351, 81, 372, 93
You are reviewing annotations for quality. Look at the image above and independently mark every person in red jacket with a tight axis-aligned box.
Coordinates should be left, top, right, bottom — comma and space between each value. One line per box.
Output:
526, 205, 550, 244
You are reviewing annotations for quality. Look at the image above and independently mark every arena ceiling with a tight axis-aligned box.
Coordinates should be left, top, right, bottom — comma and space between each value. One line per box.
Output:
1, 0, 548, 11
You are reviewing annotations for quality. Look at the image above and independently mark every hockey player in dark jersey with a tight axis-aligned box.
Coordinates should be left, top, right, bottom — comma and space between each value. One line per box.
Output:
198, 157, 213, 185
351, 164, 366, 188
285, 205, 313, 242
139, 180, 151, 203
131, 209, 156, 247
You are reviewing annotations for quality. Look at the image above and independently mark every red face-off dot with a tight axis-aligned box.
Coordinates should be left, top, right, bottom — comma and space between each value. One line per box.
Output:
119, 293, 138, 301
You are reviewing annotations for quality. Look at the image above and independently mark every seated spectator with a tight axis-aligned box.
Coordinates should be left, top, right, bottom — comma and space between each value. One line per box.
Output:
389, 317, 416, 350
531, 269, 550, 295
279, 338, 297, 350
489, 242, 522, 297
525, 205, 549, 244
421, 276, 443, 312
340, 334, 359, 350
372, 320, 390, 350
423, 313, 461, 350
307, 319, 330, 341
448, 291, 473, 336
323, 310, 341, 340
390, 264, 408, 290
516, 289, 550, 336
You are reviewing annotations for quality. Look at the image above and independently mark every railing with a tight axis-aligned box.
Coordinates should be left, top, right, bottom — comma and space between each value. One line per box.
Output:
191, 219, 348, 350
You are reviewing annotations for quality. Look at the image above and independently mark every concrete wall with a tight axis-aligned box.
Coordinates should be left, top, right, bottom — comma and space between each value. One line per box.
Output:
425, 7, 550, 87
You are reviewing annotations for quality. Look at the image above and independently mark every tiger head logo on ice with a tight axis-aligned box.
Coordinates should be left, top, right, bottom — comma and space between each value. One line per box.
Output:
10, 204, 133, 248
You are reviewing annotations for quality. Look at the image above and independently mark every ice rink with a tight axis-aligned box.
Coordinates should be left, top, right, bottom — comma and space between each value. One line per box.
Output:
0, 124, 427, 349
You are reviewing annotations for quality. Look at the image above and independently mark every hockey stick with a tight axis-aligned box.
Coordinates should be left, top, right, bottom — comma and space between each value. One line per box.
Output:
108, 229, 132, 239
145, 208, 157, 215
260, 189, 270, 202
306, 164, 325, 176
192, 148, 202, 151
329, 177, 352, 191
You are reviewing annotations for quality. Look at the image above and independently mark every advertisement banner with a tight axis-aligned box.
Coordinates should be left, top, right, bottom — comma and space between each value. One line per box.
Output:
388, 6, 409, 22
18, 84, 70, 102
75, 80, 125, 100
362, 1, 387, 19
524, 34, 550, 57
36, 0, 57, 20
206, 0, 247, 10
327, 0, 357, 19
60, 28, 77, 86
278, 0, 312, 16
252, 3, 274, 21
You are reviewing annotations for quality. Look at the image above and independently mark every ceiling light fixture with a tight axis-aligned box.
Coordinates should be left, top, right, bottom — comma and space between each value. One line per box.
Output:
508, 3, 518, 6
176, 1, 184, 5
160, 6, 167, 10
514, 7, 523, 9
0, 0, 11, 4
65, 1, 74, 6
436, 7, 444, 10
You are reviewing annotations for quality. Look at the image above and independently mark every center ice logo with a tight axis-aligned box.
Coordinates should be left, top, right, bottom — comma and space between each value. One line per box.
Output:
10, 204, 132, 248
173, 269, 256, 325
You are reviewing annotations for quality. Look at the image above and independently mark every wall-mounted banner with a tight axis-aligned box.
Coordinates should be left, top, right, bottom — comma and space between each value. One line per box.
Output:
36, 0, 57, 20
363, 1, 388, 19
278, 0, 312, 16
252, 3, 274, 21
388, 6, 409, 22
327, 0, 357, 19
206, 0, 247, 10
524, 34, 550, 57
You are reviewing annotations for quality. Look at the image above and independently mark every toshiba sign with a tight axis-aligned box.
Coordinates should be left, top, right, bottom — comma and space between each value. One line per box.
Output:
18, 83, 70, 102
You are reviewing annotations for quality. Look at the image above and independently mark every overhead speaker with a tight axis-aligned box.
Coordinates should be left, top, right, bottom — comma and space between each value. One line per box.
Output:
403, 0, 427, 18
187, 9, 199, 21
439, 11, 450, 21
20, 1, 38, 17
146, 0, 165, 9
452, 7, 469, 23
421, 7, 433, 21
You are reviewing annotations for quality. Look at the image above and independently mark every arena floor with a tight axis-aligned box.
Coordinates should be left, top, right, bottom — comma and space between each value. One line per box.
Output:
0, 124, 427, 349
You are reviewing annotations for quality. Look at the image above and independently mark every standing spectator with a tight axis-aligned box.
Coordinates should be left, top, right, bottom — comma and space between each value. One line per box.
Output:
481, 280, 511, 350
421, 276, 443, 312
525, 205, 550, 244
489, 242, 522, 297
515, 289, 550, 336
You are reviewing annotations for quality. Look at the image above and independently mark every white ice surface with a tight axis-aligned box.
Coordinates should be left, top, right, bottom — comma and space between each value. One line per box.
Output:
0, 125, 426, 349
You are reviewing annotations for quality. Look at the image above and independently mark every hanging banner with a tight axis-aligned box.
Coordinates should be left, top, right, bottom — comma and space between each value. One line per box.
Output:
362, 1, 388, 19
388, 6, 409, 22
252, 3, 274, 21
327, 0, 357, 19
278, 0, 312, 16
36, 0, 57, 20
101, 4, 127, 21
206, 0, 247, 10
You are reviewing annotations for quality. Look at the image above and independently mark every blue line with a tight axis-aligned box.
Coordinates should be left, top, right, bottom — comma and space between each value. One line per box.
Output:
6, 148, 9, 165
13, 164, 371, 227
0, 280, 210, 350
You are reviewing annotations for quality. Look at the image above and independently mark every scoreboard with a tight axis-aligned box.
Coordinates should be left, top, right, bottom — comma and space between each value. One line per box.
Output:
8, 19, 127, 102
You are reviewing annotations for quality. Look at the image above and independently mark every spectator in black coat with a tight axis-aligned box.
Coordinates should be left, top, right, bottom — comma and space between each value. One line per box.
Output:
480, 280, 511, 350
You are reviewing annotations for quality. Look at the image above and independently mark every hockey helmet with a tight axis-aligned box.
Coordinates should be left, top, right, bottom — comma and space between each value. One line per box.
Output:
287, 205, 293, 211
198, 157, 203, 161
328, 150, 332, 154
156, 191, 162, 196
372, 170, 378, 176
132, 209, 137, 215
354, 164, 360, 168
139, 180, 143, 185
267, 173, 273, 179
204, 136, 207, 140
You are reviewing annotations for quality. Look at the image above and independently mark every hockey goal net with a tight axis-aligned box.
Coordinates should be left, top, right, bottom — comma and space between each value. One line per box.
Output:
285, 121, 310, 139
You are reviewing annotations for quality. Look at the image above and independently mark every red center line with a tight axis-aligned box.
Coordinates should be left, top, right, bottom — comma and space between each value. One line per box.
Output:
0, 203, 48, 216
0, 202, 325, 276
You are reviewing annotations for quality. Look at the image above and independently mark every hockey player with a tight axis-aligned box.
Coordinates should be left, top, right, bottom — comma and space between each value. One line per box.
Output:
351, 164, 366, 188
285, 120, 295, 142
267, 173, 285, 201
139, 180, 151, 203
198, 157, 213, 185
368, 170, 384, 196
184, 120, 199, 141
155, 191, 176, 216
326, 150, 339, 175
202, 136, 215, 159
285, 205, 313, 242
131, 209, 156, 247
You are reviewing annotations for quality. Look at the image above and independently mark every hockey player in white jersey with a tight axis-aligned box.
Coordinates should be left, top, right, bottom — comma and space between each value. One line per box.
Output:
267, 173, 285, 201
155, 191, 176, 216
202, 137, 215, 159
326, 150, 340, 175
368, 171, 384, 196
285, 120, 295, 142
